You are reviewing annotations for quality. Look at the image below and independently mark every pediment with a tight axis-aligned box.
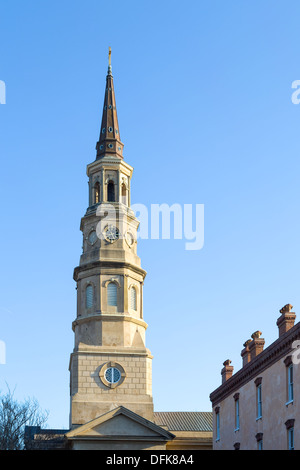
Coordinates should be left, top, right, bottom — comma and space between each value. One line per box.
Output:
66, 406, 175, 442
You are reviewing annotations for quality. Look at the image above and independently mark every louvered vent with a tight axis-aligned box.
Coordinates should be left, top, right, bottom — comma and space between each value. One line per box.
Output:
107, 282, 117, 306
86, 285, 94, 308
131, 287, 137, 310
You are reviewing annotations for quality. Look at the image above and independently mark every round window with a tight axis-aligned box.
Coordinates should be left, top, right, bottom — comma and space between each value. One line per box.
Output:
99, 361, 125, 388
105, 367, 121, 384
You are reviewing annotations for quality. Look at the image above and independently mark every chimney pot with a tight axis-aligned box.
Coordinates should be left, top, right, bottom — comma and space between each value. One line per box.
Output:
249, 331, 265, 360
277, 304, 296, 337
221, 359, 234, 384
251, 330, 262, 339
241, 339, 251, 367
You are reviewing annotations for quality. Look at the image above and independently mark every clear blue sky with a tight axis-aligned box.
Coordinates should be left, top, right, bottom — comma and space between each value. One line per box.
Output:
1, 0, 300, 429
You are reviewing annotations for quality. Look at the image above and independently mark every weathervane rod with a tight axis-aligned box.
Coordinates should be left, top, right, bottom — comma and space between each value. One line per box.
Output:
108, 47, 112, 75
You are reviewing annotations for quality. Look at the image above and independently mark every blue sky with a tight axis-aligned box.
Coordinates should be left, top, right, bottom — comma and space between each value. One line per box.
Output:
1, 0, 300, 428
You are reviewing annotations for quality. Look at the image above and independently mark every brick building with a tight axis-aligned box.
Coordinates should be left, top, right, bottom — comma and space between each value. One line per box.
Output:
210, 304, 300, 450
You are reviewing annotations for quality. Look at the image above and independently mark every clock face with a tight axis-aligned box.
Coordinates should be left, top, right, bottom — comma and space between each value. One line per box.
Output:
88, 230, 98, 245
125, 231, 134, 247
103, 225, 120, 243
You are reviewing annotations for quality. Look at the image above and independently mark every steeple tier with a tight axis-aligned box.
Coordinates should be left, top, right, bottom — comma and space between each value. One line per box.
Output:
96, 49, 124, 160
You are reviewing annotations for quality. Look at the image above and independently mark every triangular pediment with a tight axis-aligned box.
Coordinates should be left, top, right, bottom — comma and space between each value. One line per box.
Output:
66, 406, 175, 442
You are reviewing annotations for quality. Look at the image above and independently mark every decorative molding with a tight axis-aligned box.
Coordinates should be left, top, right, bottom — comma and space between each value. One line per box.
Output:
128, 283, 138, 291
72, 313, 148, 332
284, 355, 293, 367
83, 280, 96, 289
210, 322, 300, 407
251, 331, 262, 339
223, 359, 232, 366
280, 304, 293, 314
103, 277, 121, 288
105, 174, 117, 184
74, 260, 147, 282
254, 377, 262, 387
121, 176, 128, 188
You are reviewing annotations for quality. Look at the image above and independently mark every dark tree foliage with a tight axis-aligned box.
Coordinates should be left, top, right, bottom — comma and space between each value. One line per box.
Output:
0, 386, 48, 450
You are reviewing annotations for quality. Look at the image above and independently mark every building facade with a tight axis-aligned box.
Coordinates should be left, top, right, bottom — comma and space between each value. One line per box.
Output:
210, 304, 300, 450
25, 51, 212, 450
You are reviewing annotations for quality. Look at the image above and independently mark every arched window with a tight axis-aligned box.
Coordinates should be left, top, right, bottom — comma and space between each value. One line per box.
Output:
121, 183, 127, 205
86, 284, 94, 309
130, 286, 137, 311
107, 181, 115, 202
107, 282, 117, 306
94, 182, 100, 204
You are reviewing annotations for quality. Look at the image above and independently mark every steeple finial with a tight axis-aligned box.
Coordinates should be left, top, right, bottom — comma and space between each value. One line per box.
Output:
96, 49, 124, 159
108, 47, 112, 76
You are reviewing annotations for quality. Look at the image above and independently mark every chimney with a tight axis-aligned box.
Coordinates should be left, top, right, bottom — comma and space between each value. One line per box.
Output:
276, 304, 296, 337
221, 359, 234, 384
248, 331, 265, 360
241, 339, 251, 366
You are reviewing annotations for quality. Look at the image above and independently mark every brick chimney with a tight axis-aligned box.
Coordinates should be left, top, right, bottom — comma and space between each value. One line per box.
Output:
241, 339, 251, 367
221, 359, 234, 384
248, 331, 265, 360
276, 304, 296, 337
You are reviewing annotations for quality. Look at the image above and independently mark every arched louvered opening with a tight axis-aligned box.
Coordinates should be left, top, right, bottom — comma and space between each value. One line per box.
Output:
86, 284, 94, 309
121, 183, 127, 205
94, 182, 100, 204
130, 286, 137, 311
107, 282, 117, 307
107, 181, 115, 202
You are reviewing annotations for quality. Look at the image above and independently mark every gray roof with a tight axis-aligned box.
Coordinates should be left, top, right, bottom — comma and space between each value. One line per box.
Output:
153, 411, 213, 432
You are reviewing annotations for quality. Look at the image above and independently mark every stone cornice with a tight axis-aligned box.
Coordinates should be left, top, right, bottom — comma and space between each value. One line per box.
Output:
81, 203, 137, 228
69, 347, 154, 370
210, 321, 300, 407
87, 157, 133, 177
72, 312, 148, 331
73, 345, 152, 357
73, 260, 147, 281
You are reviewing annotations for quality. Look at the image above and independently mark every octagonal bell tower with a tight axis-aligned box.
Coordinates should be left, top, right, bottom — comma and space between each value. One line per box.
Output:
69, 50, 154, 427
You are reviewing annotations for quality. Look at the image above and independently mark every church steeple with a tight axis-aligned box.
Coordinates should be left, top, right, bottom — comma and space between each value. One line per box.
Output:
96, 48, 124, 159
69, 52, 154, 429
